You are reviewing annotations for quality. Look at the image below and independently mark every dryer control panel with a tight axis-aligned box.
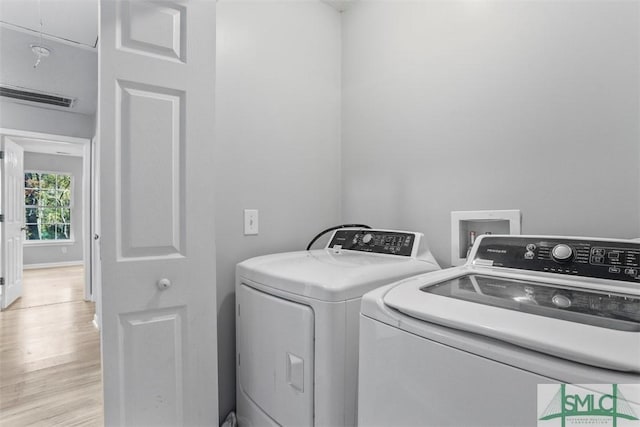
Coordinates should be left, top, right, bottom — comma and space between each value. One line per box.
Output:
472, 236, 640, 283
327, 229, 418, 257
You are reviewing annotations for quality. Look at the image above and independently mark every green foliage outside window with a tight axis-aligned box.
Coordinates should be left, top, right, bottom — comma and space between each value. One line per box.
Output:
24, 172, 72, 241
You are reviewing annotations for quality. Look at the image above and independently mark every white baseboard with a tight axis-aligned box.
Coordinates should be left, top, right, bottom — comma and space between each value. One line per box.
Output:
23, 261, 84, 270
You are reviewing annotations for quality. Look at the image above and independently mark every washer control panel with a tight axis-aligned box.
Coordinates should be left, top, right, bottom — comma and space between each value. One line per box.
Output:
327, 229, 417, 257
473, 236, 640, 283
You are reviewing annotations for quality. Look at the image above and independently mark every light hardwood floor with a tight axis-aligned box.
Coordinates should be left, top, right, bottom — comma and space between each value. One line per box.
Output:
0, 266, 103, 426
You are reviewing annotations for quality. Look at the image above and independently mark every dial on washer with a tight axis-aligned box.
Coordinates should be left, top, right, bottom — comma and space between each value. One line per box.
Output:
551, 244, 573, 262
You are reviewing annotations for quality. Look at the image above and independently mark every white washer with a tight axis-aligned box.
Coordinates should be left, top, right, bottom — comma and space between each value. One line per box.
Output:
235, 228, 440, 427
358, 235, 640, 427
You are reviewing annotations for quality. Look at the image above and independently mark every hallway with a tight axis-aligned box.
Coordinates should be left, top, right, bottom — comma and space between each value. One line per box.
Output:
0, 266, 103, 426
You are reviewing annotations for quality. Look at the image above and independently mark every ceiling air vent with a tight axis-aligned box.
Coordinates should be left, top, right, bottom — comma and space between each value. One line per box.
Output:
0, 85, 76, 108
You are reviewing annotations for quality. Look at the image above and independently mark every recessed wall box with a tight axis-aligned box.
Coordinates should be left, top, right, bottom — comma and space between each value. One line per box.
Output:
451, 209, 521, 266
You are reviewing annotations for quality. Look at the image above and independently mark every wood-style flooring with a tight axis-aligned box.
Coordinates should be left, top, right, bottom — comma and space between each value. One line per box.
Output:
0, 266, 103, 426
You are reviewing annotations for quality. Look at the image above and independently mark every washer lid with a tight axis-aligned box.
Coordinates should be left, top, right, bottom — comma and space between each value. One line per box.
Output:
383, 271, 640, 373
422, 274, 640, 331
237, 249, 440, 302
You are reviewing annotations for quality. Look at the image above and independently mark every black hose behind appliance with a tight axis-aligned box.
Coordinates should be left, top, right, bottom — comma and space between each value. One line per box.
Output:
306, 224, 372, 251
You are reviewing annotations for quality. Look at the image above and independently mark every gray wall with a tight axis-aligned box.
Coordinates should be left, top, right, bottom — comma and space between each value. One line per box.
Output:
23, 152, 84, 266
0, 101, 95, 138
341, 0, 640, 266
214, 1, 342, 421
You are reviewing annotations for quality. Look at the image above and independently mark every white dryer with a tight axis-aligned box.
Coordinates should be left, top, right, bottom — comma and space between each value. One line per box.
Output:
358, 235, 640, 427
235, 228, 440, 427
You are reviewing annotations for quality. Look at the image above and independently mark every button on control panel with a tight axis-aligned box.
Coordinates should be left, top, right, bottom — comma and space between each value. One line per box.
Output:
328, 229, 417, 257
473, 236, 640, 283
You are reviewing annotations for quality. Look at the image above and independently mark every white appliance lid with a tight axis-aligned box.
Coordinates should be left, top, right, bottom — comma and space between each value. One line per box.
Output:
423, 274, 639, 331
237, 249, 440, 302
382, 269, 640, 373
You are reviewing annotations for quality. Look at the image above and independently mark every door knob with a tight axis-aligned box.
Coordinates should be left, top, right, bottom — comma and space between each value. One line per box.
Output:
157, 278, 172, 290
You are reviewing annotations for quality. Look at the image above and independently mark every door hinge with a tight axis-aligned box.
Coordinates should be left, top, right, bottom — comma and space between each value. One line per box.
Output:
0, 214, 4, 222
0, 151, 4, 159
0, 277, 4, 286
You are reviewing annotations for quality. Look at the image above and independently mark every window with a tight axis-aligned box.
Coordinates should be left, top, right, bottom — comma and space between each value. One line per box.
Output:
24, 172, 72, 241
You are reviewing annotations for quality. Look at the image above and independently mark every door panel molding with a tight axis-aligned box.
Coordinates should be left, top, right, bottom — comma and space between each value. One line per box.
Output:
118, 0, 187, 62
119, 306, 186, 425
116, 80, 185, 260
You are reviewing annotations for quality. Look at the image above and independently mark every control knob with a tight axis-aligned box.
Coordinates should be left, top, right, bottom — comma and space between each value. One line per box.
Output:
362, 233, 374, 244
551, 244, 573, 263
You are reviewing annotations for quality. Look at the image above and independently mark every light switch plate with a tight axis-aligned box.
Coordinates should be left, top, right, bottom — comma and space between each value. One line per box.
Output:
244, 209, 259, 235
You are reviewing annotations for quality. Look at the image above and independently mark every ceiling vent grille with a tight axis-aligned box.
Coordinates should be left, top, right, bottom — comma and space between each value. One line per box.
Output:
0, 85, 76, 108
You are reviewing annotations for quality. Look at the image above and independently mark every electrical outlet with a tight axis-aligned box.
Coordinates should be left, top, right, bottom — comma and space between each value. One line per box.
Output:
244, 209, 259, 235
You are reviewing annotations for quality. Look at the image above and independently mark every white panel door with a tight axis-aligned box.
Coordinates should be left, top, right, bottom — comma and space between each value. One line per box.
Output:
1, 138, 24, 310
99, 1, 218, 425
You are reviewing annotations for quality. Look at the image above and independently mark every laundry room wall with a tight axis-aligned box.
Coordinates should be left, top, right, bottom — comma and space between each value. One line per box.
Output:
0, 102, 95, 138
23, 151, 84, 266
214, 1, 342, 421
341, 0, 640, 266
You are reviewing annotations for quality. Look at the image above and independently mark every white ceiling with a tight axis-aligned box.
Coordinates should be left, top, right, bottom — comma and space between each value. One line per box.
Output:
0, 0, 98, 48
0, 0, 98, 115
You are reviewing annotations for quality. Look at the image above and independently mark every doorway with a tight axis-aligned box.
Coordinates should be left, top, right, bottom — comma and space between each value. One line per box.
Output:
0, 129, 102, 424
0, 130, 93, 309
